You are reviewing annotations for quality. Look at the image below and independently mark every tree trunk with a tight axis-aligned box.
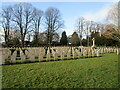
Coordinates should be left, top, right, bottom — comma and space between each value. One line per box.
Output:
21, 36, 25, 47
87, 36, 89, 46
79, 35, 82, 46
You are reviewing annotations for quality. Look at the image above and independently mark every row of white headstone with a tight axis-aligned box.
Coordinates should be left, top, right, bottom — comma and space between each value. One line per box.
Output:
0, 47, 119, 65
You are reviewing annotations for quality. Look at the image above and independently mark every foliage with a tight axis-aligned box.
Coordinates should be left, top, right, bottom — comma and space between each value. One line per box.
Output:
105, 3, 120, 43
91, 31, 120, 46
60, 31, 68, 45
81, 31, 120, 46
103, 24, 120, 43
70, 32, 80, 45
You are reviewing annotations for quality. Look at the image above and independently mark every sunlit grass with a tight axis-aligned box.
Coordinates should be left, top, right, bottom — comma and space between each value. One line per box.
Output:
2, 53, 118, 88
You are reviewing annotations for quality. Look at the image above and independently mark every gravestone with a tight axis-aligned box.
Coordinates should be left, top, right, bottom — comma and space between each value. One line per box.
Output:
92, 49, 95, 57
20, 50, 26, 63
60, 51, 64, 60
67, 49, 71, 59
46, 48, 51, 61
38, 48, 45, 62
76, 49, 81, 58
72, 48, 77, 59
83, 50, 87, 57
87, 48, 91, 57
11, 50, 17, 63
117, 48, 120, 55
94, 49, 99, 57
29, 49, 35, 62
52, 48, 58, 60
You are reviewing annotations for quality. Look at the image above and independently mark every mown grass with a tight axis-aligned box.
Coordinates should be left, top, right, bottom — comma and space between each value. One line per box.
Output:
2, 53, 118, 88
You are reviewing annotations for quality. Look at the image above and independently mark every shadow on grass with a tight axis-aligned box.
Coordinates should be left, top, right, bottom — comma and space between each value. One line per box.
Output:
2, 56, 102, 66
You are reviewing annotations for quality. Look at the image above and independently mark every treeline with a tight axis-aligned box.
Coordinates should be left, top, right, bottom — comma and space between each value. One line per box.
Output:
1, 2, 63, 47
1, 2, 120, 47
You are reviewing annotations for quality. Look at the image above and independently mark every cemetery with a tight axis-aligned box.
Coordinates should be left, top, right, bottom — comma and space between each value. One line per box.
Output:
1, 44, 119, 88
0, 46, 119, 65
2, 49, 118, 88
1, 1, 120, 89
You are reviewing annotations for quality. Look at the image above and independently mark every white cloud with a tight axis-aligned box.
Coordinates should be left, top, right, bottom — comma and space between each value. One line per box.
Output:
83, 3, 112, 22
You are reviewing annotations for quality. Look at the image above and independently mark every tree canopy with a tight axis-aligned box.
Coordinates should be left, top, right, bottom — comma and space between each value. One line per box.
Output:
60, 31, 68, 45
70, 32, 80, 45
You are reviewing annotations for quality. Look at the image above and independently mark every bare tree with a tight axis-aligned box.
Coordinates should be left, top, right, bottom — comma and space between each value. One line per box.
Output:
95, 23, 100, 32
87, 21, 95, 46
84, 20, 91, 46
11, 3, 34, 46
32, 8, 43, 38
105, 2, 120, 42
44, 7, 63, 46
26, 32, 33, 42
75, 17, 85, 46
91, 22, 97, 33
100, 24, 105, 37
1, 6, 12, 46
95, 23, 106, 37
107, 3, 118, 25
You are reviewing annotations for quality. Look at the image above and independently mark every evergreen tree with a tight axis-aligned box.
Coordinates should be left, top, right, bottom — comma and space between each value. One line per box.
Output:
60, 31, 68, 45
70, 32, 80, 45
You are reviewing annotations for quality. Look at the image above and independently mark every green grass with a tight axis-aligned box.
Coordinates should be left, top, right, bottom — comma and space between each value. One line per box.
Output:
2, 53, 118, 88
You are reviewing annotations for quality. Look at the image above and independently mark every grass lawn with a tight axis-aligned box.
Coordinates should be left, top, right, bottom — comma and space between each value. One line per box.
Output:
2, 53, 118, 88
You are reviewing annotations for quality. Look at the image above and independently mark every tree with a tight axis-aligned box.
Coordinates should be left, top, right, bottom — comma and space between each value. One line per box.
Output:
52, 33, 60, 43
60, 31, 68, 45
11, 3, 34, 46
107, 3, 118, 25
104, 24, 120, 42
31, 34, 40, 46
90, 31, 119, 46
44, 7, 64, 46
105, 2, 120, 43
32, 8, 43, 45
99, 24, 105, 37
84, 20, 91, 46
7, 30, 21, 46
75, 17, 85, 46
1, 6, 12, 46
70, 32, 79, 45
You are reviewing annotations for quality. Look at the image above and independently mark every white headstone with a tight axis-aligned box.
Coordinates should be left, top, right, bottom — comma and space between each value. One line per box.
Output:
11, 50, 17, 63
87, 48, 91, 57
96, 49, 100, 57
37, 48, 44, 62
67, 49, 71, 59
72, 49, 77, 59
117, 48, 120, 55
83, 50, 87, 57
52, 49, 58, 60
29, 49, 35, 62
46, 48, 51, 61
20, 50, 26, 63
92, 49, 95, 57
